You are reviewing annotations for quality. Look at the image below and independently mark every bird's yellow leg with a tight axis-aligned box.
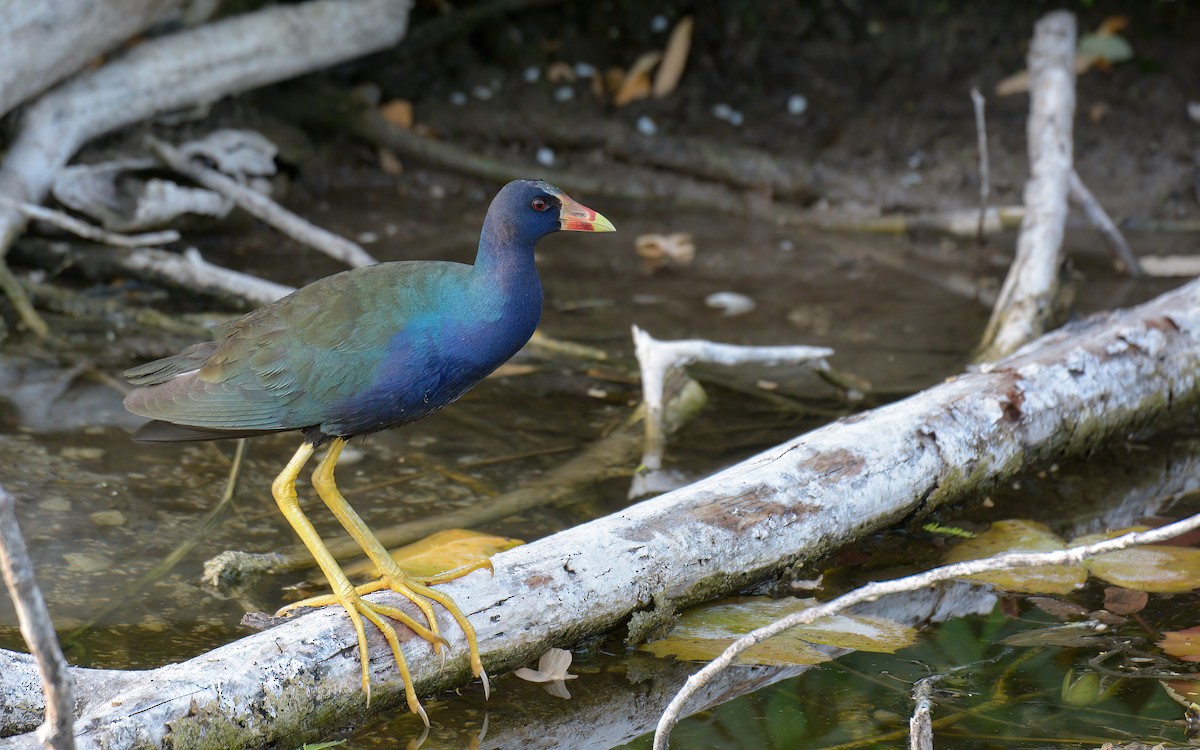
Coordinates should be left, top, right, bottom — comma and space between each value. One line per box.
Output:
310, 438, 487, 693
270, 441, 430, 723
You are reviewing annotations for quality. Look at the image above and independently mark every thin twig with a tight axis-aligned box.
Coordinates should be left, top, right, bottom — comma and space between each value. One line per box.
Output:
147, 137, 377, 268
0, 195, 180, 247
970, 86, 990, 245
653, 510, 1200, 748
0, 486, 75, 750
908, 649, 1012, 750
1068, 170, 1143, 277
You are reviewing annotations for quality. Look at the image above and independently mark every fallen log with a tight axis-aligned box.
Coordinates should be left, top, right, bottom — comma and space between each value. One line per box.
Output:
0, 0, 183, 118
4, 276, 1200, 748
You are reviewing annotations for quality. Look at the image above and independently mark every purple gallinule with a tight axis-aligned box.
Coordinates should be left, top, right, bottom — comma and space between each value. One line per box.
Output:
123, 179, 614, 721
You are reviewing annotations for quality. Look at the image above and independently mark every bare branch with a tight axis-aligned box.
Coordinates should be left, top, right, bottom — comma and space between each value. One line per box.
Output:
0, 196, 179, 248
147, 137, 378, 268
975, 11, 1077, 362
0, 487, 75, 750
1069, 170, 1143, 277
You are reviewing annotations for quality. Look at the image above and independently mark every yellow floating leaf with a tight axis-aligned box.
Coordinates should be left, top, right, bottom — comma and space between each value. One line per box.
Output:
653, 16, 693, 98
943, 519, 1086, 594
1075, 527, 1200, 594
614, 51, 662, 107
379, 99, 413, 129
343, 528, 523, 580
639, 596, 915, 666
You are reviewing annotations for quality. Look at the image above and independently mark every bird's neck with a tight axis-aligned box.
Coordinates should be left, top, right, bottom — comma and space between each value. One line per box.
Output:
472, 218, 540, 289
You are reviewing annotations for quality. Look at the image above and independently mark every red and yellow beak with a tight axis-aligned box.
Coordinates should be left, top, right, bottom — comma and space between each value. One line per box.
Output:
558, 194, 616, 233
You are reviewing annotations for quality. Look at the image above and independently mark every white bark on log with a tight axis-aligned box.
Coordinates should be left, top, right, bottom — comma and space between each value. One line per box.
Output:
3, 270, 1200, 747
0, 0, 412, 254
0, 0, 184, 118
976, 11, 1076, 362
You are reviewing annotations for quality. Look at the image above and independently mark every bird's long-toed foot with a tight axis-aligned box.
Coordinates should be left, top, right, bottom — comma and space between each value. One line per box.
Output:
310, 439, 489, 696
270, 441, 489, 724
277, 584, 446, 723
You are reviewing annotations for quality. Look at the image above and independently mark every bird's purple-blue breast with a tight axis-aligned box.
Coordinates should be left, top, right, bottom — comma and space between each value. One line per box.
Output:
318, 280, 542, 438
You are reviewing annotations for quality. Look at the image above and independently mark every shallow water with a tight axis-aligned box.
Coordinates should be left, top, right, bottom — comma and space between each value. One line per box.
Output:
1, 187, 1196, 747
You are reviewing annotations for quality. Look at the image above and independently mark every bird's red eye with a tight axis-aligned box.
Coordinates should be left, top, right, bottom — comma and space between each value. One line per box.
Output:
531, 198, 549, 212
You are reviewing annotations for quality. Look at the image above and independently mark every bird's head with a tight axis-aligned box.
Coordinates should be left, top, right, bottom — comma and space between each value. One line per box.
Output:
486, 179, 616, 246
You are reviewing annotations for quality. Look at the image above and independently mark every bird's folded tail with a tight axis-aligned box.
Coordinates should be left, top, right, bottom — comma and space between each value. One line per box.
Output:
132, 420, 284, 443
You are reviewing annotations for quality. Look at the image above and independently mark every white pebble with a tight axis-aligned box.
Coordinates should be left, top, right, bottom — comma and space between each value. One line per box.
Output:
536, 146, 556, 167
553, 85, 575, 103
449, 91, 468, 106
650, 15, 669, 32
573, 62, 597, 78
523, 66, 541, 83
712, 103, 743, 126
1188, 101, 1200, 124
778, 239, 795, 252
787, 94, 808, 116
636, 115, 657, 136
472, 85, 493, 101
705, 291, 756, 316
357, 231, 378, 244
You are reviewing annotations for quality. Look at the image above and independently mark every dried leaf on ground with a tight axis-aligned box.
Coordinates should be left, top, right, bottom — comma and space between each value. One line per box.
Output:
614, 51, 662, 107
636, 232, 695, 271
654, 16, 693, 98
379, 99, 413, 128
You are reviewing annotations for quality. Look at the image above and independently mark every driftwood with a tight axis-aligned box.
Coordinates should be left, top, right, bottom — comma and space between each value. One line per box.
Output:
975, 12, 1077, 362
4, 268, 1200, 747
0, 0, 412, 335
0, 0, 184, 118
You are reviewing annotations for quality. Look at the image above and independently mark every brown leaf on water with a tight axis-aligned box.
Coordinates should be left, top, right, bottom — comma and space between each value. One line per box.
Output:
1028, 596, 1090, 620
379, 99, 413, 129
653, 16, 693, 98
614, 51, 662, 107
1159, 625, 1200, 663
1103, 586, 1148, 615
